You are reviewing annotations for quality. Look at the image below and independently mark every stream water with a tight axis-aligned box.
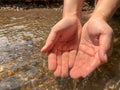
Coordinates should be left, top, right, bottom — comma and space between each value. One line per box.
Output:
0, 8, 120, 90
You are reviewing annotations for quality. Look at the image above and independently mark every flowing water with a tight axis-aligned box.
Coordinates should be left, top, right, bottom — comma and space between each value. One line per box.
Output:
0, 8, 120, 90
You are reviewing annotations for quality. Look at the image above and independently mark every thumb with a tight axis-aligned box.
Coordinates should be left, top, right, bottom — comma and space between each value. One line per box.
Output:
41, 29, 58, 53
99, 29, 113, 63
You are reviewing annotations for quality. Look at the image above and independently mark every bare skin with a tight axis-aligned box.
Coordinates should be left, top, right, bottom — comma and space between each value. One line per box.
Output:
41, 0, 120, 78
41, 16, 81, 77
70, 0, 120, 79
70, 16, 113, 78
41, 0, 84, 77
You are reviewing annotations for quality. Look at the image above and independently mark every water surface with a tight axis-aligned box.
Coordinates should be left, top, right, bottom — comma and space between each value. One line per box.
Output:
0, 8, 120, 90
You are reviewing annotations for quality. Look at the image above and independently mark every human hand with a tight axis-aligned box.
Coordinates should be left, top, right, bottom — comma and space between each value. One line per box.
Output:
41, 16, 82, 77
70, 17, 113, 79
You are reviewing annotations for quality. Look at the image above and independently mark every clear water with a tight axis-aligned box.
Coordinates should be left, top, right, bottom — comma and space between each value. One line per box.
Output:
0, 8, 120, 90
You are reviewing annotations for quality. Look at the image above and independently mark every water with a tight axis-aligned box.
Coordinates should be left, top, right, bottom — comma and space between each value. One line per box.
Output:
0, 8, 120, 90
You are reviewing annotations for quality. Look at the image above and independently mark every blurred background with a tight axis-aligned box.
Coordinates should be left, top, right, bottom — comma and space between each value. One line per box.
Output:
0, 0, 120, 90
0, 0, 95, 7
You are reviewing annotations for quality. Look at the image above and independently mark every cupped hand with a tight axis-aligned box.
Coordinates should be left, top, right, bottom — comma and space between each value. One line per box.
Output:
70, 17, 113, 79
41, 16, 82, 77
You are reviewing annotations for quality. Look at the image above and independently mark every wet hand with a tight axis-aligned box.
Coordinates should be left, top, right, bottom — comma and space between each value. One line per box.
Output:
70, 17, 113, 79
41, 16, 82, 77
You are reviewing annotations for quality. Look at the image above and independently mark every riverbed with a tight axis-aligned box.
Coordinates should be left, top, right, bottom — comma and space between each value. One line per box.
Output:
0, 8, 120, 90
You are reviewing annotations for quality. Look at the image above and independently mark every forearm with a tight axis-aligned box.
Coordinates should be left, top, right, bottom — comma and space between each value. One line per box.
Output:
63, 0, 84, 18
92, 0, 120, 21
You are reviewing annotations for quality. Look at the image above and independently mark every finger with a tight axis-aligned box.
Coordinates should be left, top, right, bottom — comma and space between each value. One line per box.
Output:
70, 51, 88, 79
73, 50, 87, 67
69, 50, 77, 68
59, 41, 77, 68
41, 29, 58, 53
76, 53, 101, 78
99, 29, 113, 63
61, 51, 69, 77
54, 51, 62, 77
48, 52, 57, 71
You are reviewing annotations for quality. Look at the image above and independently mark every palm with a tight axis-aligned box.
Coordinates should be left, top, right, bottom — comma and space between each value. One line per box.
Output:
52, 18, 79, 52
41, 17, 82, 77
70, 18, 113, 79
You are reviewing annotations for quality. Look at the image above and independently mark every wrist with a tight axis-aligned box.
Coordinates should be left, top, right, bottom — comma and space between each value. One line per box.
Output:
63, 0, 84, 18
89, 14, 107, 26
62, 15, 80, 24
63, 13, 80, 19
92, 0, 120, 22
91, 11, 108, 22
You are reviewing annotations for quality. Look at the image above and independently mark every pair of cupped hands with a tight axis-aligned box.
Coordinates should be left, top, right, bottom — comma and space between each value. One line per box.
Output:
41, 15, 113, 79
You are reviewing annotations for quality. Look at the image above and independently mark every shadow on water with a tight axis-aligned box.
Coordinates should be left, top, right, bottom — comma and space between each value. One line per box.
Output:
0, 8, 120, 90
